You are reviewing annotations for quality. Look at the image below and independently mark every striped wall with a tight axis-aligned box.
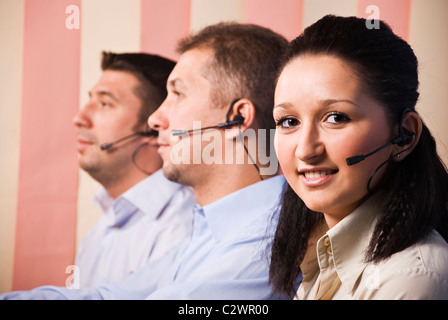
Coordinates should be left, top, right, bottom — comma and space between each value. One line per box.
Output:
1, 0, 447, 293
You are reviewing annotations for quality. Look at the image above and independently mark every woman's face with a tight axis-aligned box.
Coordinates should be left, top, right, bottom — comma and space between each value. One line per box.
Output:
274, 54, 395, 227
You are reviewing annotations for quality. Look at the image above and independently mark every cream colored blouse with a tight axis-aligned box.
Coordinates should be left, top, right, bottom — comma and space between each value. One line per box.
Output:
295, 194, 448, 300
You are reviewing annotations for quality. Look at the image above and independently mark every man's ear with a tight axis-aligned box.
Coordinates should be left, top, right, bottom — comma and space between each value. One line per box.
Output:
392, 111, 422, 161
225, 98, 256, 139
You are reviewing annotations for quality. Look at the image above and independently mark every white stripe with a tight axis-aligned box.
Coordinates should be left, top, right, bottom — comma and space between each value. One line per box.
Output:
0, 0, 24, 294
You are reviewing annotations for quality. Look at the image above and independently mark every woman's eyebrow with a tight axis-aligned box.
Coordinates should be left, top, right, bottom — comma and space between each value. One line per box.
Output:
273, 99, 360, 110
321, 99, 360, 108
273, 102, 294, 110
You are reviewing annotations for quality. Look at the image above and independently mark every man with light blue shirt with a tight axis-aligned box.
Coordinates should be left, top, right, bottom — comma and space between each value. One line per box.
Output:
144, 176, 286, 299
75, 170, 194, 287
72, 52, 196, 288
143, 22, 288, 299
71, 52, 196, 288
1, 23, 288, 299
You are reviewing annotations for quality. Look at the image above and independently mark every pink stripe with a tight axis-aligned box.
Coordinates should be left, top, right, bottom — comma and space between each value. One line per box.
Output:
141, 0, 191, 60
244, 0, 303, 40
357, 0, 411, 41
13, 0, 81, 290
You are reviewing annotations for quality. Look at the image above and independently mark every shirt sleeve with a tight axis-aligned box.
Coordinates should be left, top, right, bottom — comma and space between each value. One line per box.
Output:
0, 286, 108, 300
0, 271, 156, 300
146, 278, 276, 300
0, 251, 176, 300
146, 255, 281, 300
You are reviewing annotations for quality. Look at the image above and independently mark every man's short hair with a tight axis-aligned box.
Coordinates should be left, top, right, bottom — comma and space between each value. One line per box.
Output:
101, 52, 176, 125
177, 22, 288, 132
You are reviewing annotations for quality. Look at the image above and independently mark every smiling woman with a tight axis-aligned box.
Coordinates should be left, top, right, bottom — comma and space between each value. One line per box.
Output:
270, 15, 448, 300
274, 54, 395, 225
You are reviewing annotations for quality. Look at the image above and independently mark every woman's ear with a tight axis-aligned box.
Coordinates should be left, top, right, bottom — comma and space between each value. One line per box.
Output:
393, 111, 423, 161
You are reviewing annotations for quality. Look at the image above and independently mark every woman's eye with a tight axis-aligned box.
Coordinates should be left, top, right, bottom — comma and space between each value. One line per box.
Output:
275, 117, 299, 129
326, 112, 350, 124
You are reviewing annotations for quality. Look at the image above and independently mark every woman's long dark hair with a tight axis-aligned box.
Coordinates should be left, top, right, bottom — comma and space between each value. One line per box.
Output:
269, 15, 448, 298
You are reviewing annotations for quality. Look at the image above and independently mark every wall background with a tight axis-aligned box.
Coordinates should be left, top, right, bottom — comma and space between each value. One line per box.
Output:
1, 0, 447, 292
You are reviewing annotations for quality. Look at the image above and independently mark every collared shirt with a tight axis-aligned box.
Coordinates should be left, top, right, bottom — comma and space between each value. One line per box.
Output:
75, 169, 196, 287
146, 175, 286, 299
296, 193, 448, 300
1, 175, 286, 300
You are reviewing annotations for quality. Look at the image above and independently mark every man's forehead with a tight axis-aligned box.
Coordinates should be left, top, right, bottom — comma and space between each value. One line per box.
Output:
167, 77, 186, 89
100, 69, 139, 83
94, 70, 139, 89
169, 49, 212, 81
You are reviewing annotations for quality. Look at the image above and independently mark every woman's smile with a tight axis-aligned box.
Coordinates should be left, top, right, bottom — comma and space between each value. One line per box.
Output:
298, 168, 338, 187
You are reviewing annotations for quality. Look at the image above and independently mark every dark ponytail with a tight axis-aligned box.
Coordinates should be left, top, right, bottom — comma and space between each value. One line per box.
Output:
269, 184, 324, 297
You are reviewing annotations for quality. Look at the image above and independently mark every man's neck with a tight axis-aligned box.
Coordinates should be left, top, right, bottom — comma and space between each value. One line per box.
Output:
103, 171, 149, 199
192, 163, 273, 207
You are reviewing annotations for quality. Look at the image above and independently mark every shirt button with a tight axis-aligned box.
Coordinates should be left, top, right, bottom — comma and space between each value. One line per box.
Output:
323, 236, 333, 255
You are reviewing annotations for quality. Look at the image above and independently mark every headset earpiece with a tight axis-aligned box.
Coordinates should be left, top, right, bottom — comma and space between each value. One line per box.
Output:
395, 132, 415, 147
232, 115, 245, 125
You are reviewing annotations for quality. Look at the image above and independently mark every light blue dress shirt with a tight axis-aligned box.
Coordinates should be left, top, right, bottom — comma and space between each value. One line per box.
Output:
0, 175, 286, 300
75, 169, 196, 287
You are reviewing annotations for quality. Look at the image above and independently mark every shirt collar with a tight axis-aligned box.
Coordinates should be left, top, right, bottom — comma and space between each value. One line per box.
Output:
94, 187, 115, 213
323, 192, 383, 294
94, 169, 185, 221
122, 169, 184, 219
200, 175, 286, 241
299, 220, 329, 289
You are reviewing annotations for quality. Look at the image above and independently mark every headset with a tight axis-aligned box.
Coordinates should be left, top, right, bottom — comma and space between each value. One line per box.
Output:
171, 98, 263, 180
100, 125, 158, 151
346, 108, 415, 166
345, 108, 415, 193
171, 99, 245, 136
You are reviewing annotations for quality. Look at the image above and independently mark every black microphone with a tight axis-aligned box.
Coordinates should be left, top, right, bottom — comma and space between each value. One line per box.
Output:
172, 115, 244, 136
100, 130, 158, 150
346, 132, 414, 166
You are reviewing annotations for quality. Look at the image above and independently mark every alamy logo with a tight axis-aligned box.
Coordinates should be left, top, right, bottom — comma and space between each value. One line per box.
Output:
65, 5, 80, 30
65, 265, 80, 289
365, 5, 380, 30
168, 122, 278, 175
364, 265, 381, 290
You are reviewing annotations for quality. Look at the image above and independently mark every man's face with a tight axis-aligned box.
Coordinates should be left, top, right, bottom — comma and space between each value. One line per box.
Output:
148, 48, 228, 186
73, 70, 148, 183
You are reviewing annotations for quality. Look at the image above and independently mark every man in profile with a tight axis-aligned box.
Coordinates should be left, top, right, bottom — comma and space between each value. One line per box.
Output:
72, 52, 196, 287
1, 23, 287, 299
